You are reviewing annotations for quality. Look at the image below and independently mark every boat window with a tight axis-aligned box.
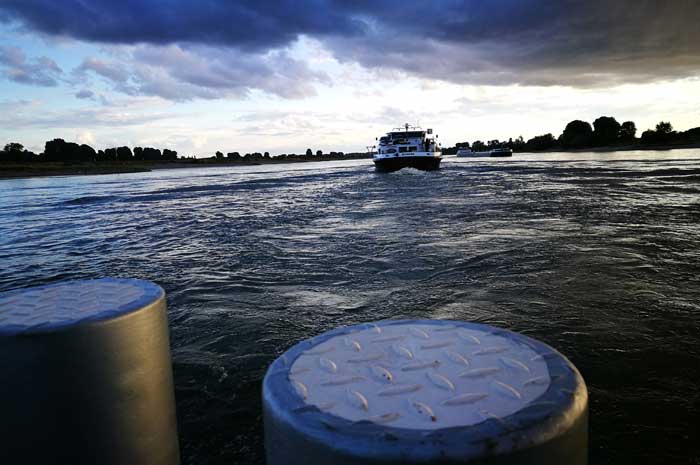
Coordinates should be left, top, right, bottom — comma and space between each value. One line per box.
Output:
390, 131, 424, 138
387, 148, 397, 154
399, 147, 408, 153
409, 146, 417, 152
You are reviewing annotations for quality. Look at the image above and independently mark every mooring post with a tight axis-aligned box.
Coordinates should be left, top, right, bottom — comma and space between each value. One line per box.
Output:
263, 319, 587, 465
0, 278, 180, 465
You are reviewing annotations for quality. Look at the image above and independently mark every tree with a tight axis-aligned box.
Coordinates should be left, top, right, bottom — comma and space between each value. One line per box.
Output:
264, 151, 270, 158
133, 147, 144, 160
593, 116, 621, 146
43, 138, 87, 162
1, 142, 38, 162
227, 151, 241, 159
316, 150, 323, 156
44, 138, 67, 162
78, 144, 96, 162
104, 147, 117, 161
619, 121, 637, 142
640, 121, 675, 145
162, 149, 178, 161
512, 136, 526, 152
655, 121, 673, 135
560, 120, 593, 148
142, 147, 161, 161
116, 146, 133, 161
472, 140, 486, 151
640, 130, 657, 145
525, 133, 557, 151
305, 148, 313, 156
4, 142, 24, 153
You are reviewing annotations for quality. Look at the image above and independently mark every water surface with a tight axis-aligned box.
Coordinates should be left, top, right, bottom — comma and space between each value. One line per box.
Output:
1, 150, 699, 464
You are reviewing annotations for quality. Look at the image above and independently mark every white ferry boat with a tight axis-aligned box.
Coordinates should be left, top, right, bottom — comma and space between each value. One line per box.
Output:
373, 124, 442, 172
456, 147, 513, 158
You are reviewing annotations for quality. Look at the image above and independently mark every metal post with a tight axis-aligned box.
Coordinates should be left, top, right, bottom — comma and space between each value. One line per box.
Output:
0, 278, 180, 465
263, 319, 587, 465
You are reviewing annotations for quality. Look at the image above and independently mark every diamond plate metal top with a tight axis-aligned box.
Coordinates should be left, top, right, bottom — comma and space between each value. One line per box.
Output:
288, 321, 550, 430
0, 278, 164, 336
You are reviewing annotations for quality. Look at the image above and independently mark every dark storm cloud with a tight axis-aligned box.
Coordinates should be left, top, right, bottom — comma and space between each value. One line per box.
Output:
325, 0, 700, 86
0, 0, 366, 51
1, 0, 699, 87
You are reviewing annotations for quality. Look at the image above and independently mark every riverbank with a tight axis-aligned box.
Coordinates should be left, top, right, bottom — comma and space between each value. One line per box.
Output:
0, 162, 152, 179
3, 144, 699, 180
0, 155, 371, 179
543, 141, 700, 153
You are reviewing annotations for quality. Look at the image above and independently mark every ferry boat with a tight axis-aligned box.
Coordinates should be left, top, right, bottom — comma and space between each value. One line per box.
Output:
373, 124, 442, 172
456, 147, 513, 158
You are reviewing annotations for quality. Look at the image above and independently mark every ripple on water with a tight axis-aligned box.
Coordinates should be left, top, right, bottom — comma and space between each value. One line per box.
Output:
1, 153, 700, 465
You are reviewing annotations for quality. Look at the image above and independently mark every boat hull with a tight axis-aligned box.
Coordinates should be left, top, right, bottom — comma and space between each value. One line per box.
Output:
373, 155, 441, 172
457, 149, 513, 158
490, 152, 512, 157
457, 152, 513, 158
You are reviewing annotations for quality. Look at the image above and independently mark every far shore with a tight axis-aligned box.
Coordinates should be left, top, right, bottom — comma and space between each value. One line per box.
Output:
543, 141, 700, 153
2, 143, 699, 180
0, 156, 369, 180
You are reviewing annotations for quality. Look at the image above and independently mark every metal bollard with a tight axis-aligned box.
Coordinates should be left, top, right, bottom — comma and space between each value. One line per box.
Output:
0, 278, 180, 465
263, 319, 587, 465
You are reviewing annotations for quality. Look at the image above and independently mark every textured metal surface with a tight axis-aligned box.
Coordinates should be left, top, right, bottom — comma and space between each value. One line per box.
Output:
0, 278, 179, 465
0, 278, 163, 335
264, 320, 588, 465
288, 322, 550, 429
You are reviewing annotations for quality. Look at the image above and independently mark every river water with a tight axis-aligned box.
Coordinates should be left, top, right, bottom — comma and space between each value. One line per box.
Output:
1, 151, 699, 464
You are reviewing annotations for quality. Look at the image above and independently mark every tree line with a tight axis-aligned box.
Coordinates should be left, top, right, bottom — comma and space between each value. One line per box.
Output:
0, 138, 370, 164
209, 148, 367, 162
4, 118, 699, 164
443, 117, 700, 153
0, 139, 178, 163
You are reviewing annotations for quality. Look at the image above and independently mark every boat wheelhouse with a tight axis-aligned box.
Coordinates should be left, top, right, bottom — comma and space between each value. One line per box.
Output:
373, 124, 442, 172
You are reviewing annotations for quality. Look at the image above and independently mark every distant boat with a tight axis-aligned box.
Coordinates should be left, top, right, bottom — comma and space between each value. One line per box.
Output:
372, 124, 442, 172
456, 147, 513, 158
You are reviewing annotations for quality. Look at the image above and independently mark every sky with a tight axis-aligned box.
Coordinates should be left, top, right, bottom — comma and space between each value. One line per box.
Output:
0, 0, 699, 156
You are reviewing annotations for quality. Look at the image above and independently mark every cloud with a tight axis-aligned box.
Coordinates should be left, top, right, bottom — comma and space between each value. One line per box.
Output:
324, 1, 700, 87
76, 130, 95, 144
0, 0, 365, 50
74, 44, 331, 101
0, 102, 177, 129
78, 57, 129, 83
0, 45, 62, 86
1, 1, 699, 89
75, 89, 94, 99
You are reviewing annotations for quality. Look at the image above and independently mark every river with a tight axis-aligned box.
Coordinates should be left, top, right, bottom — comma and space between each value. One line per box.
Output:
1, 150, 699, 464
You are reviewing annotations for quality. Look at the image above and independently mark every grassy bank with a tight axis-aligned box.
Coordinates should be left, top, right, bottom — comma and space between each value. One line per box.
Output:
0, 162, 153, 179
0, 155, 370, 180
548, 142, 700, 153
